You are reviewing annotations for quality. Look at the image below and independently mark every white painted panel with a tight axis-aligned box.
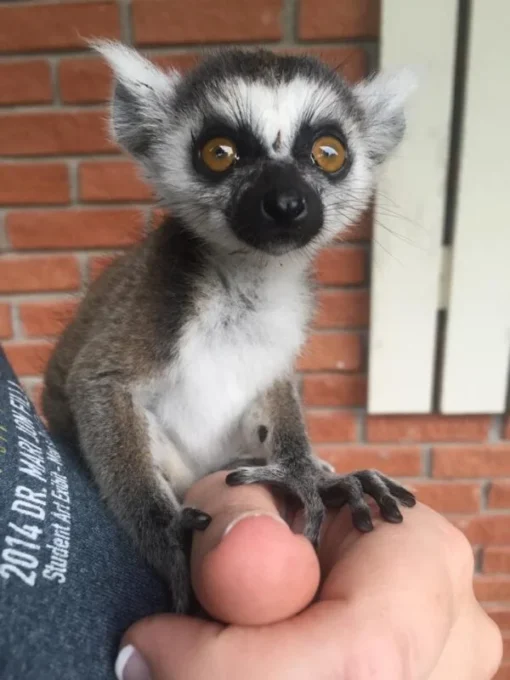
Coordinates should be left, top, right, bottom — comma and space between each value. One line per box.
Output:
368, 0, 458, 413
441, 0, 510, 414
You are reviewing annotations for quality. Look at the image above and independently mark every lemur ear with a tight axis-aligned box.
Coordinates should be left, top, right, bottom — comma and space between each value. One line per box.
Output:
353, 68, 417, 164
91, 40, 181, 159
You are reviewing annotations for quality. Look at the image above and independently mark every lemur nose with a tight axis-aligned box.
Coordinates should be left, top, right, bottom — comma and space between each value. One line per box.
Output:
261, 189, 307, 223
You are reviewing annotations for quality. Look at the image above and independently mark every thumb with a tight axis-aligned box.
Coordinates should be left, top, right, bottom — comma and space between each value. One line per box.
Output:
115, 615, 222, 680
185, 471, 320, 625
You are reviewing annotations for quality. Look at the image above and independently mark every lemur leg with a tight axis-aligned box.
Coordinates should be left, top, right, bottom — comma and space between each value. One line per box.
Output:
227, 379, 416, 545
64, 366, 210, 614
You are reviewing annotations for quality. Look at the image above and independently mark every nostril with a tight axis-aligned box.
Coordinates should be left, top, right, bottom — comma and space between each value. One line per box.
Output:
261, 189, 307, 222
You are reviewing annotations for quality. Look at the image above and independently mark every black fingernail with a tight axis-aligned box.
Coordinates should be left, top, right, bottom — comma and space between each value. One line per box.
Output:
353, 511, 373, 532
194, 513, 212, 530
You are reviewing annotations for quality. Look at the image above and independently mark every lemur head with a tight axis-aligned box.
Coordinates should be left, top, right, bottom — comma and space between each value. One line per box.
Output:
96, 42, 415, 256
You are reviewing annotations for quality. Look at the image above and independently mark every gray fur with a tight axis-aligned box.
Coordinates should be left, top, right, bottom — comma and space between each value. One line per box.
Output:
43, 43, 416, 613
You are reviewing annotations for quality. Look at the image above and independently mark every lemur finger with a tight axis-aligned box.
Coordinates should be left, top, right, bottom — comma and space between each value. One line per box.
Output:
226, 465, 287, 489
320, 476, 374, 533
383, 478, 417, 508
354, 471, 409, 523
222, 456, 268, 471
226, 466, 326, 546
300, 495, 326, 547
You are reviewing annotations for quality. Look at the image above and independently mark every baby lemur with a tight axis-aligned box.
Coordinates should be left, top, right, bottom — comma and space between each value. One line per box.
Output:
43, 42, 416, 613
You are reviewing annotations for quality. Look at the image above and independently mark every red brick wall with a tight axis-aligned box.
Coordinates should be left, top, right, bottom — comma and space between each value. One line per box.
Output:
0, 1, 508, 672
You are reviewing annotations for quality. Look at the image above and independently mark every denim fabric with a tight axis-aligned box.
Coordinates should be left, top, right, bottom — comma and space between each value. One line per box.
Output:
0, 348, 170, 679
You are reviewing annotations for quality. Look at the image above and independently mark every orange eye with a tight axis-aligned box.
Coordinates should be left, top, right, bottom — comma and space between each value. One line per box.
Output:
311, 136, 346, 173
201, 137, 237, 172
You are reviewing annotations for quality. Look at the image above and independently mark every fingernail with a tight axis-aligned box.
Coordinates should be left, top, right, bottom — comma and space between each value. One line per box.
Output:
115, 645, 151, 680
222, 511, 289, 539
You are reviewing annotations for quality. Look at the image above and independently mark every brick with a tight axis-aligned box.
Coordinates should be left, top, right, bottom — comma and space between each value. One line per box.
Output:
490, 482, 510, 509
314, 289, 369, 328
150, 208, 168, 230
315, 446, 422, 476
297, 333, 362, 372
306, 410, 357, 443
19, 300, 79, 338
409, 482, 480, 514
133, 0, 282, 45
461, 515, 510, 545
7, 209, 144, 250
58, 57, 111, 105
432, 445, 510, 478
59, 53, 198, 104
299, 0, 380, 40
484, 547, 510, 574
342, 212, 373, 242
314, 247, 366, 286
486, 606, 510, 630
0, 111, 115, 156
0, 256, 80, 294
475, 576, 510, 602
367, 415, 491, 444
79, 161, 152, 202
152, 53, 202, 72
282, 47, 367, 83
0, 164, 69, 206
302, 373, 367, 407
63, 48, 365, 103
88, 254, 118, 281
3, 342, 54, 377
0, 305, 12, 340
0, 2, 120, 54
0, 60, 52, 105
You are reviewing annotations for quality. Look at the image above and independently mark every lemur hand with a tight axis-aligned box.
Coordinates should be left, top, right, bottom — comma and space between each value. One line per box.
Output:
226, 461, 416, 545
115, 472, 502, 680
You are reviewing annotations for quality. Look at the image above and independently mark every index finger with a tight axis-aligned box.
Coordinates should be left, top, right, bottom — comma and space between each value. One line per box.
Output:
318, 501, 472, 677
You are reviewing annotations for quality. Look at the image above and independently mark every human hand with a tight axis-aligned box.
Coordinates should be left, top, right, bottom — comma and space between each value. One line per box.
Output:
115, 471, 502, 679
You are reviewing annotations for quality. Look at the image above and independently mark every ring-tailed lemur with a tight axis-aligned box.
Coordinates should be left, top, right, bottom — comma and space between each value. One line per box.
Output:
43, 42, 417, 613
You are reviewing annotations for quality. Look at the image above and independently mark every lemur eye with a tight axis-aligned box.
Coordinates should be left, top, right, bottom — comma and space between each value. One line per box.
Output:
201, 137, 238, 172
311, 136, 346, 173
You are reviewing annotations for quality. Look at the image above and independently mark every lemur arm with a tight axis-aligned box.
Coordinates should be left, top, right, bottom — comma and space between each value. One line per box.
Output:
228, 378, 416, 545
232, 379, 327, 543
64, 353, 209, 613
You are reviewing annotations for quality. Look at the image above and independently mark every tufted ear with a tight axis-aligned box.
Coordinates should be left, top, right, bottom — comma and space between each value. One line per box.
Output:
353, 68, 417, 164
91, 40, 182, 159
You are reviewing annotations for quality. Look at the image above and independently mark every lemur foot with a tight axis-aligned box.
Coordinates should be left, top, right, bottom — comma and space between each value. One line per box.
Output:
225, 464, 415, 545
145, 504, 212, 614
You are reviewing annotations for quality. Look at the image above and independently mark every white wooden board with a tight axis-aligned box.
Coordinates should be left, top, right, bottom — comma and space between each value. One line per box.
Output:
368, 0, 458, 413
440, 0, 510, 414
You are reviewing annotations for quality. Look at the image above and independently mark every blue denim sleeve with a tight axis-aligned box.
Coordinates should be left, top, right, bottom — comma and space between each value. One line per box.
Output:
0, 348, 170, 680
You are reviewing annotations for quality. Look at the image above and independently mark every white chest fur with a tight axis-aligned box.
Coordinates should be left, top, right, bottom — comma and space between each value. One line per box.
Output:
136, 260, 312, 475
